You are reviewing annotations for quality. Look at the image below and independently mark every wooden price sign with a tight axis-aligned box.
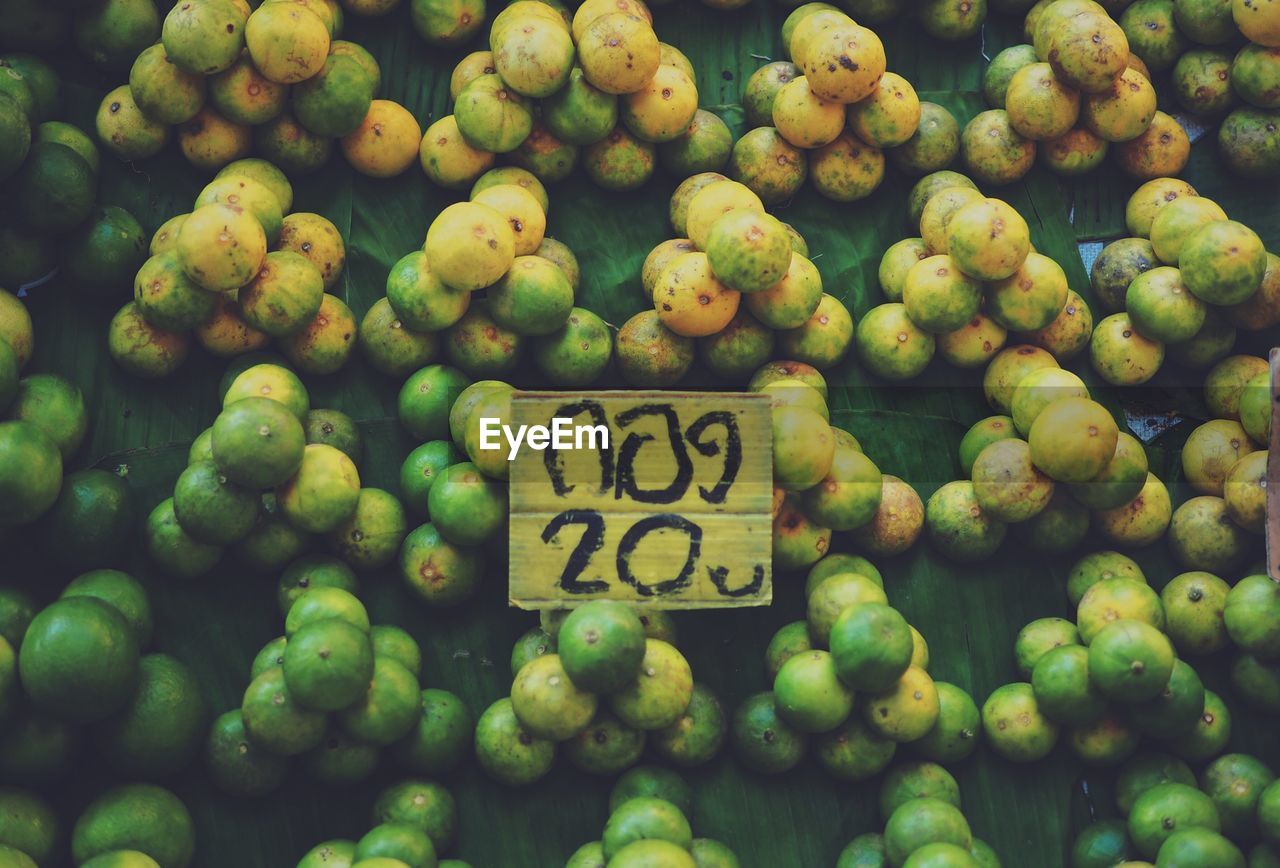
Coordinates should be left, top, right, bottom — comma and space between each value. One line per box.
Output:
507, 391, 773, 610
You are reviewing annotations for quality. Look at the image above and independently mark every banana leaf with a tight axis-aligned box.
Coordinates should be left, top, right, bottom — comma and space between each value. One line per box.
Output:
9, 3, 1279, 866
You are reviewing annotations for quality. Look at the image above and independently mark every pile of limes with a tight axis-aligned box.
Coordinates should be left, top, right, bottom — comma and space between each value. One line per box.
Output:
1052, 559, 1280, 864
0, 53, 154, 309
980, 548, 1277, 779
563, 765, 741, 867
757, 363, 925, 564
223, 583, 471, 794
1114, 0, 1280, 178
1071, 750, 1280, 864
94, 0, 425, 178
393, 370, 508, 607
474, 601, 721, 785
762, 5, 895, 200
1222, 573, 1280, 718
835, 761, 999, 866
727, 4, 966, 205
875, 169, 1097, 374
935, 370, 1157, 560
640, 177, 852, 359
739, 552, 982, 780
110, 159, 353, 378
1087, 178, 1278, 387
370, 211, 605, 384
0, 307, 95, 527
616, 176, 856, 389
295, 778, 464, 867
366, 202, 604, 386
421, 0, 705, 193
71, 784, 197, 867
758, 373, 899, 570
144, 361, 408, 581
1065, 547, 1280, 721
1169, 386, 1269, 573
0, 54, 151, 295
978, 0, 1182, 184
863, 172, 1063, 382
0, 568, 206, 864
376, 168, 610, 384
3, 567, 209, 790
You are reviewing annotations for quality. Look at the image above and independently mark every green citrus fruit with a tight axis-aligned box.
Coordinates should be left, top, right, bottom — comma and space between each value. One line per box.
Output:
862, 665, 940, 742
884, 797, 974, 866
1160, 571, 1230, 656
1067, 551, 1146, 606
172, 459, 259, 545
1128, 782, 1221, 858
774, 649, 854, 733
510, 626, 556, 678
37, 469, 136, 570
278, 443, 361, 534
60, 569, 151, 647
1088, 619, 1175, 702
806, 553, 883, 596
326, 487, 408, 571
1200, 753, 1276, 842
608, 640, 693, 731
1077, 577, 1165, 642
211, 397, 306, 490
241, 666, 326, 756
981, 681, 1059, 762
0, 420, 62, 526
18, 596, 139, 724
281, 617, 374, 714
277, 555, 358, 618
354, 823, 436, 867
426, 462, 506, 546
911, 681, 981, 764
336, 656, 420, 746
879, 761, 961, 821
558, 601, 647, 694
829, 602, 913, 693
924, 479, 1008, 562
385, 689, 471, 777
204, 709, 288, 798
473, 697, 555, 786
1180, 220, 1267, 305
1168, 688, 1232, 762
399, 440, 460, 517
285, 586, 369, 637
96, 653, 206, 779
1128, 658, 1206, 739
1155, 828, 1244, 867
1117, 752, 1197, 816
1032, 644, 1108, 726
1225, 575, 1280, 658
807, 572, 889, 647
730, 690, 806, 774
650, 681, 726, 768
71, 784, 196, 868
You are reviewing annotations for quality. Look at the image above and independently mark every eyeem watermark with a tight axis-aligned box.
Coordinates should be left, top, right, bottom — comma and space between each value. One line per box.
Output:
479, 417, 610, 460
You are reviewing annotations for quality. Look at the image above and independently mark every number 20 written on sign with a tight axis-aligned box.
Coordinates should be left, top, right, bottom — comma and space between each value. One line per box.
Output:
508, 393, 773, 610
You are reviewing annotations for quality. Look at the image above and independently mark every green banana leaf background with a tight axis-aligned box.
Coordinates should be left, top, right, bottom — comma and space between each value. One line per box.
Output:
10, 2, 1280, 865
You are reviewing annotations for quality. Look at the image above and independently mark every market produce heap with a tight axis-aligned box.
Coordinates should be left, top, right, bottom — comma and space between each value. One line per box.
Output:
0, 0, 1277, 865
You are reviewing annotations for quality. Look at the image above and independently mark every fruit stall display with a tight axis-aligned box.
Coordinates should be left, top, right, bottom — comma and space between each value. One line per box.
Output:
0, 0, 1278, 865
